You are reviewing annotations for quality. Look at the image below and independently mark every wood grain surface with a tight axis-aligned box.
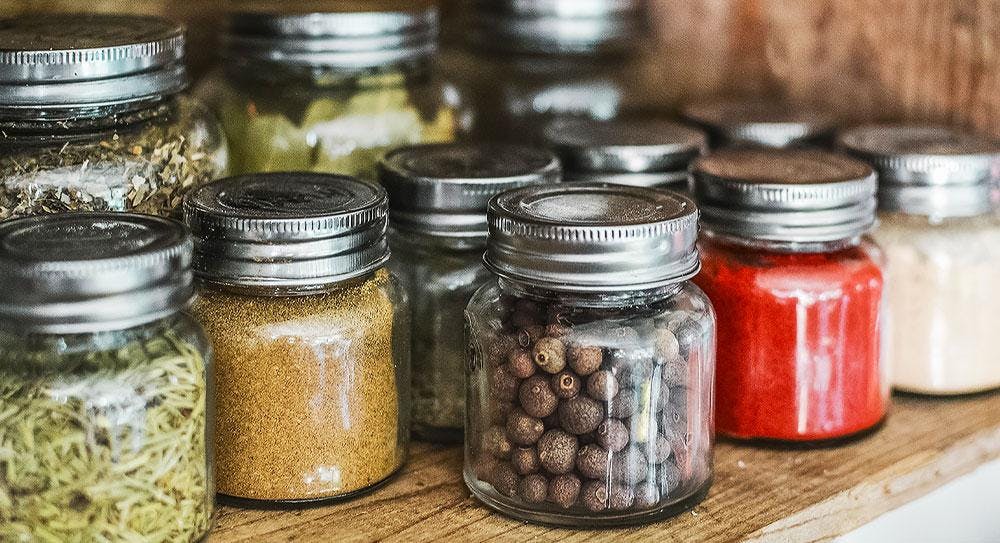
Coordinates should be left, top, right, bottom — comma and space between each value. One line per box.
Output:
209, 392, 1000, 542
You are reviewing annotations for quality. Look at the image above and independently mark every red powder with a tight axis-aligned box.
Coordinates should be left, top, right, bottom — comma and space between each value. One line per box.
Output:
695, 237, 887, 442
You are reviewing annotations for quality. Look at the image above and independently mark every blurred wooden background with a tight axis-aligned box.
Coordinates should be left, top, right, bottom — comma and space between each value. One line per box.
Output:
7, 0, 998, 137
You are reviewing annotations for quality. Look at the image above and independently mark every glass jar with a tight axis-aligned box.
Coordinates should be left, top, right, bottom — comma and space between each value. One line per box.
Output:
0, 14, 228, 222
841, 125, 1000, 395
446, 0, 659, 144
680, 99, 837, 150
542, 117, 706, 192
0, 213, 214, 542
380, 143, 560, 442
464, 184, 715, 527
197, 7, 462, 181
692, 150, 888, 442
184, 172, 409, 504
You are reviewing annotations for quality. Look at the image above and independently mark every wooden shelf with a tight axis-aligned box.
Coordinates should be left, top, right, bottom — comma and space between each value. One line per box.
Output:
210, 392, 1000, 542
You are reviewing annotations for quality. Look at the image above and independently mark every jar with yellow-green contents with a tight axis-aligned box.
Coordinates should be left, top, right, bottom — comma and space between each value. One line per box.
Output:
197, 7, 463, 181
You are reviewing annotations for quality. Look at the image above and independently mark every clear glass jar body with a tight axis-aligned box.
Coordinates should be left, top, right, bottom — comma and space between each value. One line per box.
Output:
190, 268, 410, 503
197, 59, 462, 180
873, 211, 1000, 394
695, 234, 889, 442
464, 278, 715, 527
389, 232, 493, 442
0, 314, 215, 542
0, 95, 229, 221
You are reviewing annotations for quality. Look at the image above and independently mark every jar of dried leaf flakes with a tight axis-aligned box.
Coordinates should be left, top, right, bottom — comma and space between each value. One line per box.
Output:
185, 172, 410, 504
0, 213, 213, 542
0, 14, 228, 221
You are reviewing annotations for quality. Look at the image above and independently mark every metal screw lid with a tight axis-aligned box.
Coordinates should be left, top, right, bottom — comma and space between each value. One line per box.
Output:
485, 183, 700, 292
0, 14, 187, 110
543, 117, 706, 186
680, 99, 838, 149
183, 173, 389, 290
467, 0, 649, 55
223, 7, 438, 68
379, 143, 561, 239
0, 213, 192, 334
838, 125, 1000, 217
692, 149, 877, 243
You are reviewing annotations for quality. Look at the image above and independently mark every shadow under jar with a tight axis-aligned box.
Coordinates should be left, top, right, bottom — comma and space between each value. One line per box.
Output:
197, 6, 462, 180
379, 143, 560, 442
692, 149, 888, 443
464, 183, 716, 527
840, 125, 1000, 395
0, 213, 214, 542
0, 14, 228, 221
184, 173, 410, 505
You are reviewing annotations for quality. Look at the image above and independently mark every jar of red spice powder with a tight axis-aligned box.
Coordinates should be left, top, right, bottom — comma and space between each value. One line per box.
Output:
691, 149, 888, 443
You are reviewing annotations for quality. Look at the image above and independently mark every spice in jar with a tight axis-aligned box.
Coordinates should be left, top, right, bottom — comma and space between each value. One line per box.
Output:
185, 172, 409, 503
692, 150, 887, 442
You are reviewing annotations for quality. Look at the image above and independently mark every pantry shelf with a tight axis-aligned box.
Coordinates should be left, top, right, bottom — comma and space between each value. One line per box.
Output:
210, 391, 1000, 542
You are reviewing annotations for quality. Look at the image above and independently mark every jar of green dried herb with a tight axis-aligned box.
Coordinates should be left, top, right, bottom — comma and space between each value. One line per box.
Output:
197, 6, 462, 180
379, 143, 561, 442
185, 172, 410, 504
0, 14, 229, 221
0, 213, 214, 542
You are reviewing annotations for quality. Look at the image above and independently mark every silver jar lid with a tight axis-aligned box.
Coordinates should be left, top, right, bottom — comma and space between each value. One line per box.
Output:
838, 124, 1000, 217
223, 8, 438, 68
485, 183, 700, 292
692, 150, 877, 243
543, 117, 706, 186
680, 99, 837, 149
379, 143, 561, 239
0, 213, 192, 334
0, 14, 187, 110
467, 0, 649, 54
184, 173, 389, 290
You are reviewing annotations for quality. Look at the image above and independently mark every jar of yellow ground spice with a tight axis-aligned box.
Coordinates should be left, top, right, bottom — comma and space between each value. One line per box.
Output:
184, 172, 410, 504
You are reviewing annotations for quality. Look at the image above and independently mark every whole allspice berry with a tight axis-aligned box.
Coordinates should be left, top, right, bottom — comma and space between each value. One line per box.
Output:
532, 337, 566, 374
609, 484, 635, 510
473, 455, 500, 485
512, 447, 540, 475
482, 425, 513, 460
608, 389, 639, 418
586, 370, 619, 401
517, 325, 546, 347
545, 323, 570, 338
610, 447, 648, 485
662, 358, 688, 387
567, 345, 603, 376
490, 364, 520, 403
558, 395, 605, 435
537, 429, 579, 474
519, 375, 559, 418
576, 444, 612, 479
491, 462, 520, 497
487, 333, 518, 367
547, 474, 582, 509
506, 408, 545, 445
580, 480, 610, 512
519, 473, 548, 503
653, 327, 681, 363
508, 348, 537, 379
659, 462, 682, 493
633, 482, 660, 509
595, 419, 630, 453
551, 370, 581, 399
642, 433, 672, 464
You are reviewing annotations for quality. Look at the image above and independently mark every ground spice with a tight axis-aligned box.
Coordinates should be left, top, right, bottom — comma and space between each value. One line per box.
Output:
696, 237, 886, 441
191, 268, 404, 501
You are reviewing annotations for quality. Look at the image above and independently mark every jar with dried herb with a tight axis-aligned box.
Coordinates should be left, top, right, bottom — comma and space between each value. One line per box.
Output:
0, 14, 228, 222
197, 6, 462, 180
465, 184, 716, 527
185, 172, 410, 504
379, 143, 560, 442
0, 213, 214, 542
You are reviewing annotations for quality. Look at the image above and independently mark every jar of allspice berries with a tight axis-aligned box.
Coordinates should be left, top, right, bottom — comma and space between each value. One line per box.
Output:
380, 143, 560, 442
185, 172, 410, 504
465, 183, 716, 526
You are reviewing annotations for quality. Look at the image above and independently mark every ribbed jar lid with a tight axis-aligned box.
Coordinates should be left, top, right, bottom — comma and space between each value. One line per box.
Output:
680, 99, 837, 149
838, 124, 1000, 217
467, 0, 649, 54
379, 143, 561, 239
485, 183, 700, 292
543, 118, 706, 186
0, 213, 192, 334
0, 14, 187, 110
183, 172, 389, 290
223, 7, 438, 68
692, 149, 877, 243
